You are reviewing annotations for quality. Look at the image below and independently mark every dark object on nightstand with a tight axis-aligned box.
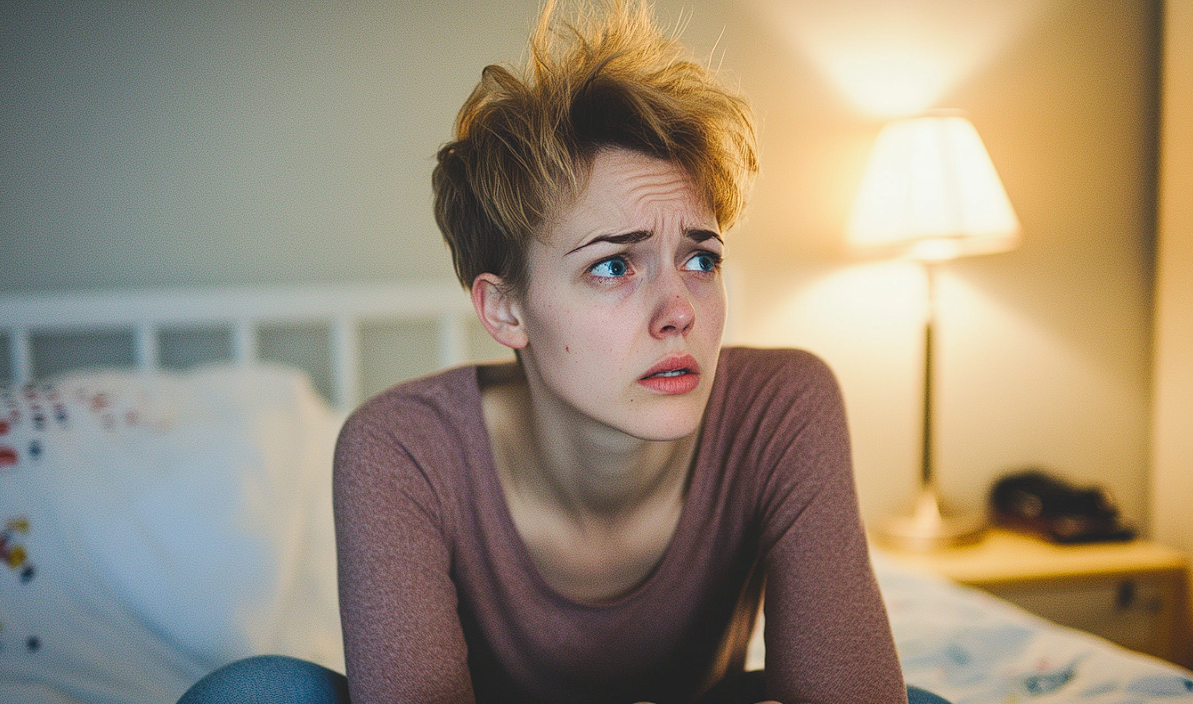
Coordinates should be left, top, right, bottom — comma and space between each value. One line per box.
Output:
990, 469, 1135, 543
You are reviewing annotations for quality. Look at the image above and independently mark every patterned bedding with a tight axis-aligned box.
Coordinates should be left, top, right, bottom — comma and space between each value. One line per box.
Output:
0, 367, 345, 704
2, 367, 1190, 704
877, 557, 1193, 704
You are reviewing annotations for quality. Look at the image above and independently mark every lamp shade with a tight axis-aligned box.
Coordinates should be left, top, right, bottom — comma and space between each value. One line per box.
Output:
848, 112, 1021, 262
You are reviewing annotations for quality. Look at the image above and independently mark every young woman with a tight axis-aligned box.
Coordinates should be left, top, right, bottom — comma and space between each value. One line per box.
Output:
179, 2, 949, 703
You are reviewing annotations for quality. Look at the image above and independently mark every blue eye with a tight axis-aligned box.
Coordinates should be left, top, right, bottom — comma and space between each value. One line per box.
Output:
684, 252, 720, 272
590, 257, 629, 278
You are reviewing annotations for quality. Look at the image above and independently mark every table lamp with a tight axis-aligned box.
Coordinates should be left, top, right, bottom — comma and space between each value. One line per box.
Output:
848, 110, 1021, 550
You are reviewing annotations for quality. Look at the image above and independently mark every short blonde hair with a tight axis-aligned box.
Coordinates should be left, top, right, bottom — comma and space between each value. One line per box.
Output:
432, 0, 758, 293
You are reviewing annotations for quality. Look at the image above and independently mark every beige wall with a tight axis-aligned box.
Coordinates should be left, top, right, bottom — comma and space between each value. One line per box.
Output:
1, 1, 1160, 527
1153, 0, 1193, 553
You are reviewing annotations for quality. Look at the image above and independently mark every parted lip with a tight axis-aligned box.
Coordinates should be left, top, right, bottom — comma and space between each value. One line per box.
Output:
640, 353, 700, 380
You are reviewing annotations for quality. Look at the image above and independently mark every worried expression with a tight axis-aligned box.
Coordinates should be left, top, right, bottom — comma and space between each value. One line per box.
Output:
497, 148, 727, 442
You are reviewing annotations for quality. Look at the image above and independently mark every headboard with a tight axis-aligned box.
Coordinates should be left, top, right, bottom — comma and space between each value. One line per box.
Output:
0, 281, 494, 412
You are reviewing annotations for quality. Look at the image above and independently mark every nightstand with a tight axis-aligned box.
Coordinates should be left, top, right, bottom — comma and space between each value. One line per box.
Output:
874, 528, 1190, 665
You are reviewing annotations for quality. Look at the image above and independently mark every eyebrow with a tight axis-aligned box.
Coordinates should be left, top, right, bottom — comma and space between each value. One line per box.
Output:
565, 228, 722, 256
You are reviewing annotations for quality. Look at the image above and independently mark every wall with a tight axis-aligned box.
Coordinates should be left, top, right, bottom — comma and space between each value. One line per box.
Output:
0, 1, 1160, 527
1153, 0, 1193, 557
1, 1, 528, 289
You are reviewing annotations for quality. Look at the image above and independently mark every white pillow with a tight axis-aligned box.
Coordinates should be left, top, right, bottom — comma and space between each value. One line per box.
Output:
0, 365, 344, 704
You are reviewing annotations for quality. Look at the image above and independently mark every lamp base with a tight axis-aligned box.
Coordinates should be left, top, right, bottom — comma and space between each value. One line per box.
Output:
876, 486, 987, 552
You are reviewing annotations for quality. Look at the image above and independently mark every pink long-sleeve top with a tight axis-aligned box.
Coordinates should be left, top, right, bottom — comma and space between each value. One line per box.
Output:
333, 347, 907, 704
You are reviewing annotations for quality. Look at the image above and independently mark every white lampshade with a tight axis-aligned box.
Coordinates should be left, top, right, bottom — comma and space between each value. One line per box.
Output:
848, 111, 1021, 262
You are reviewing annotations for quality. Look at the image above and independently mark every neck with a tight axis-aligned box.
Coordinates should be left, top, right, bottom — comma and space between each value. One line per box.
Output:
486, 363, 696, 520
530, 411, 695, 517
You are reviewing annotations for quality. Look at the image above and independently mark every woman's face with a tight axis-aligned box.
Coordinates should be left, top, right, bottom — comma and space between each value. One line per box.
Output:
515, 148, 726, 442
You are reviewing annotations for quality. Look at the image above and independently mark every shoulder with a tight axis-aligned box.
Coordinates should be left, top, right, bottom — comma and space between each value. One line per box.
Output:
717, 346, 835, 378
333, 366, 487, 529
706, 350, 855, 528
713, 347, 842, 409
702, 347, 849, 471
338, 365, 481, 451
334, 365, 488, 504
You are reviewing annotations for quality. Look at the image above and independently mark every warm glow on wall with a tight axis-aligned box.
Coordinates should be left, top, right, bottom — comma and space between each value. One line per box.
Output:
758, 0, 1049, 118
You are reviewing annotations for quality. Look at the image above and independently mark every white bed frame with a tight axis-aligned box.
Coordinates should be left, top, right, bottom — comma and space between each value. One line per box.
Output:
0, 281, 475, 412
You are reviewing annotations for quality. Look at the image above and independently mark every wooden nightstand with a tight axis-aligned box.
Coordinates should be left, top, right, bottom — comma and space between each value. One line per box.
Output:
874, 528, 1190, 665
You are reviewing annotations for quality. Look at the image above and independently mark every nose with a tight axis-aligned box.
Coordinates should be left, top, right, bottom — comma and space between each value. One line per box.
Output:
649, 277, 695, 338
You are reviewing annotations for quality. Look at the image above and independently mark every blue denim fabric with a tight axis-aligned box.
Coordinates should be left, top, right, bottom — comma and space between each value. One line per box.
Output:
907, 684, 952, 704
177, 655, 952, 704
177, 655, 349, 704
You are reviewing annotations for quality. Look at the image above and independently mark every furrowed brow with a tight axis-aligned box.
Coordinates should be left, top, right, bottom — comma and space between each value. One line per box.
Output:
687, 229, 723, 244
566, 230, 652, 256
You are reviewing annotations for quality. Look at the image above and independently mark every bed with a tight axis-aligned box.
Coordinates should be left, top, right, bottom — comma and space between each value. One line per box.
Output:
2, 284, 1191, 704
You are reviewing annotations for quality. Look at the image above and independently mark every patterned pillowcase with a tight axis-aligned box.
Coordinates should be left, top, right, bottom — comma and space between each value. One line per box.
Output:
0, 365, 344, 704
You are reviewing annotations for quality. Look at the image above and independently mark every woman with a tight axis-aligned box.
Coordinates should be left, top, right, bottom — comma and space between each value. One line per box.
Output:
179, 2, 947, 703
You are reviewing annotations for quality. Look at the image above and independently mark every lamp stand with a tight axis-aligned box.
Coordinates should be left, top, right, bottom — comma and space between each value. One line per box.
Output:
877, 263, 987, 551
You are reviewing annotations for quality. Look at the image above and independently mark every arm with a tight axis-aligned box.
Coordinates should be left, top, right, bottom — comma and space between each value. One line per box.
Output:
755, 354, 907, 704
333, 409, 476, 704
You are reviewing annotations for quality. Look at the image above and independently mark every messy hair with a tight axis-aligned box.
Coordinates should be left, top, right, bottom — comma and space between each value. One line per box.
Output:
432, 0, 758, 294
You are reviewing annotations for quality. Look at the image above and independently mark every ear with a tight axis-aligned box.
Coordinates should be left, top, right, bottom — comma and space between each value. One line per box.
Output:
471, 273, 529, 350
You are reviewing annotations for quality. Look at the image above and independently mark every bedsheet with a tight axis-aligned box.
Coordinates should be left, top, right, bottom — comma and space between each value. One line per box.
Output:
876, 555, 1193, 704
